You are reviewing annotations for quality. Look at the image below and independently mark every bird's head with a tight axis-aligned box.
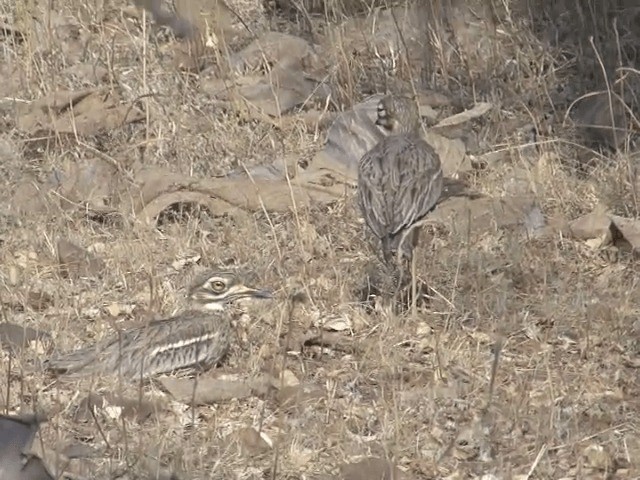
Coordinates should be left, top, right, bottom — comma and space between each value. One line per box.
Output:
375, 94, 421, 135
187, 270, 273, 311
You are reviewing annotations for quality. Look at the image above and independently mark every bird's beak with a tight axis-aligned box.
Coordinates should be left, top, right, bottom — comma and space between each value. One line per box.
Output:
250, 288, 274, 299
236, 285, 273, 299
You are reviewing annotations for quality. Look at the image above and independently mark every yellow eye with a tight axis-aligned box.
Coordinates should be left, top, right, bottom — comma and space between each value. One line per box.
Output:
210, 280, 226, 292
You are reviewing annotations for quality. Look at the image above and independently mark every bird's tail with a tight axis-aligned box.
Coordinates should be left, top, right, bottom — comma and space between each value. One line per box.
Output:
438, 177, 484, 204
45, 347, 100, 376
382, 230, 418, 266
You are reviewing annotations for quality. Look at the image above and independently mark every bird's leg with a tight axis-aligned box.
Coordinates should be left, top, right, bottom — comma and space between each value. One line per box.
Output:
410, 252, 418, 317
396, 228, 419, 294
410, 226, 421, 252
408, 226, 421, 314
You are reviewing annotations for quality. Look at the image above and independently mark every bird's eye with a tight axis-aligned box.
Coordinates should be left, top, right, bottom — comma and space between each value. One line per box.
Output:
210, 280, 226, 292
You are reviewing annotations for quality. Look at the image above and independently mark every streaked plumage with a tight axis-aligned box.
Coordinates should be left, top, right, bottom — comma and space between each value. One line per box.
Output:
45, 270, 272, 381
357, 256, 432, 314
358, 94, 443, 265
358, 257, 407, 304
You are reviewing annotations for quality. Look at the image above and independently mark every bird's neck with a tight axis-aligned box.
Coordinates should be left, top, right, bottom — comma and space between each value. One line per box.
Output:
196, 302, 227, 312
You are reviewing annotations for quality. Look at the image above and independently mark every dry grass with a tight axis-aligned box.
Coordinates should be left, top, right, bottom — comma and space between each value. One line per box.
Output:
1, 0, 640, 478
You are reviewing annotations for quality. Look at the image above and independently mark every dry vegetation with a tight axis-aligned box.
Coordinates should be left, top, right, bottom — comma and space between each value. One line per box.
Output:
1, 0, 640, 478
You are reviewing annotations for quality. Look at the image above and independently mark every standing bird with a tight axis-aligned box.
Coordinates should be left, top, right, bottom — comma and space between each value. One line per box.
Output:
358, 94, 443, 274
45, 270, 273, 381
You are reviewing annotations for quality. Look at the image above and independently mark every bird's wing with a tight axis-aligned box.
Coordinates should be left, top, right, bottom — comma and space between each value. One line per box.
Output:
45, 316, 182, 376
45, 327, 144, 377
358, 136, 443, 243
47, 310, 232, 380
109, 311, 230, 378
390, 138, 443, 235
358, 141, 397, 241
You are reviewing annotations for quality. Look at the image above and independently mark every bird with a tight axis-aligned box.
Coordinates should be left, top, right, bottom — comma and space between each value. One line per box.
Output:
45, 270, 273, 381
357, 94, 443, 271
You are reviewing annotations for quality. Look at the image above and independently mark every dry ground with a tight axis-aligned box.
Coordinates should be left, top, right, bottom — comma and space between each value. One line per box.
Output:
1, 0, 640, 478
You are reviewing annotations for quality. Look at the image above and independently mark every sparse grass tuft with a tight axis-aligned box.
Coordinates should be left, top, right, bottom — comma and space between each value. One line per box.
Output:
1, 0, 640, 478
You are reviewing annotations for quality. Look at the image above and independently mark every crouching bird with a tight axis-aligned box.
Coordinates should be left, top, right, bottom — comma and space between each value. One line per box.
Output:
45, 270, 273, 381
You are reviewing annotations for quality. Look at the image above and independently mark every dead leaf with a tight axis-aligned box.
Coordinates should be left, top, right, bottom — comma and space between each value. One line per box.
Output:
130, 167, 249, 222
309, 95, 386, 183
0, 323, 51, 353
447, 0, 497, 78
61, 63, 109, 84
609, 215, 640, 250
439, 177, 483, 203
296, 109, 338, 132
104, 302, 137, 318
0, 61, 26, 101
61, 443, 99, 460
128, 165, 337, 222
276, 383, 325, 410
1, 290, 54, 312
10, 179, 50, 215
317, 314, 352, 332
16, 89, 93, 131
171, 39, 207, 72
582, 444, 614, 472
340, 457, 407, 480
137, 190, 248, 226
434, 102, 492, 129
11, 157, 120, 218
16, 88, 144, 136
523, 205, 547, 237
569, 207, 611, 241
25, 290, 54, 311
171, 254, 202, 271
570, 91, 635, 150
321, 5, 425, 87
623, 355, 640, 368
568, 208, 640, 251
429, 195, 540, 238
74, 392, 165, 423
57, 238, 105, 279
274, 369, 300, 388
585, 234, 608, 250
301, 330, 356, 353
54, 157, 118, 211
232, 428, 272, 456
423, 131, 470, 176
141, 454, 182, 480
273, 0, 392, 16
133, 0, 199, 38
208, 38, 330, 119
22, 9, 89, 64
131, 167, 185, 207
0, 414, 54, 480
230, 31, 315, 73
236, 64, 325, 117
159, 374, 272, 405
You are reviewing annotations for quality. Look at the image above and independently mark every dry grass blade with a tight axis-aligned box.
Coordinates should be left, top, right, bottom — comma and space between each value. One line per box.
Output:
1, 0, 640, 477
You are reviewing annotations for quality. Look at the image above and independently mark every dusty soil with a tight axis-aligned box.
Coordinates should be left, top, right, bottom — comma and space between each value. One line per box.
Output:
1, 0, 639, 478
